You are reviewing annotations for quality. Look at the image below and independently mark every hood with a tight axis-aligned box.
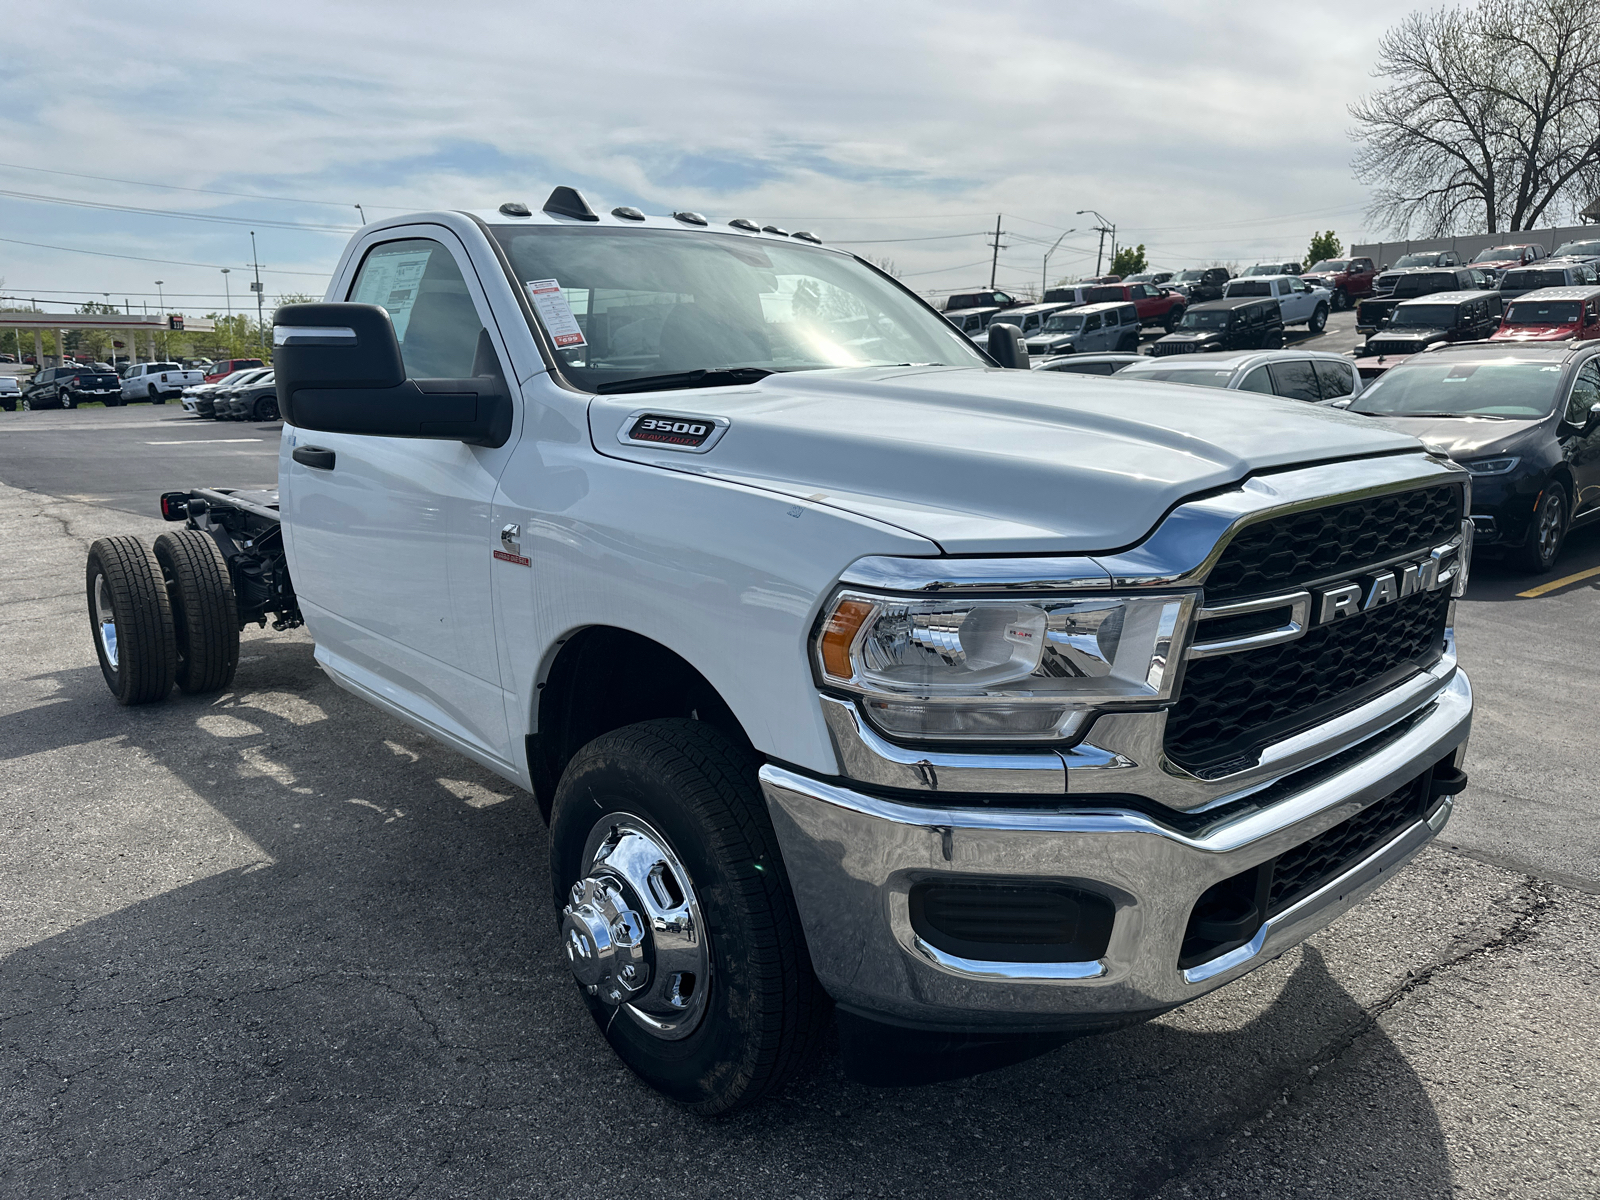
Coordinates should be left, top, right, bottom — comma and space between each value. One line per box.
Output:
1492, 325, 1574, 341
1155, 330, 1221, 343
589, 366, 1422, 554
1355, 413, 1544, 460
1369, 329, 1447, 348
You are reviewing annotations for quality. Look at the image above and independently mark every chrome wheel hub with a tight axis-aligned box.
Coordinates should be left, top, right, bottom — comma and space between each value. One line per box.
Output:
1539, 494, 1564, 560
563, 814, 710, 1040
93, 573, 118, 670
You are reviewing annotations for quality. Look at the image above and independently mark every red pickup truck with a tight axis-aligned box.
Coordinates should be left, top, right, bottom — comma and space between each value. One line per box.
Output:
1084, 282, 1186, 331
203, 357, 265, 384
1299, 256, 1378, 311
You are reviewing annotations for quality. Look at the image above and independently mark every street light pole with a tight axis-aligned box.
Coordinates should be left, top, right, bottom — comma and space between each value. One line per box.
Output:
249, 232, 265, 354
355, 204, 367, 225
1042, 228, 1076, 295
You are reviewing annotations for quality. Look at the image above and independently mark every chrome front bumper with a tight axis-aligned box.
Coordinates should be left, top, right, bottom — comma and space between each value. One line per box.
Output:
761, 669, 1471, 1032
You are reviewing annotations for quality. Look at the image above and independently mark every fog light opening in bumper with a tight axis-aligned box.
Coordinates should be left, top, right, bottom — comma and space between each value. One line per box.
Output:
908, 880, 1116, 965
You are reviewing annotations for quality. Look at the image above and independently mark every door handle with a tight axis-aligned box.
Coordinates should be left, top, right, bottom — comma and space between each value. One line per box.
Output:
292, 445, 336, 470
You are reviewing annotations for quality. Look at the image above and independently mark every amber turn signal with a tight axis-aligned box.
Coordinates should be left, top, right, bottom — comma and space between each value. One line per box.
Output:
819, 599, 875, 681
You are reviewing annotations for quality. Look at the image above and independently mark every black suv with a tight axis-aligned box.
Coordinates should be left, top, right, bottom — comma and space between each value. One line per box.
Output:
945, 290, 1018, 312
1166, 267, 1232, 302
1357, 291, 1502, 370
1356, 268, 1490, 333
21, 365, 121, 410
1344, 340, 1600, 572
1146, 297, 1284, 356
1388, 250, 1463, 270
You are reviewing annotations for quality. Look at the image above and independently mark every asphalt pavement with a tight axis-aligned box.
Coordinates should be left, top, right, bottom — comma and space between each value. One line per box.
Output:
1, 351, 1598, 1198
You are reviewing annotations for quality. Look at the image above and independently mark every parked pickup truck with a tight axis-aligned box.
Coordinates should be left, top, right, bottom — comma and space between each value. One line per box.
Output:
83, 187, 1475, 1113
121, 361, 203, 403
1222, 275, 1331, 332
1299, 256, 1378, 311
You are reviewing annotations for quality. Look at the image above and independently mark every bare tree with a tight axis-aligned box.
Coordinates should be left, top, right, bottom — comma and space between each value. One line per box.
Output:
1351, 0, 1600, 235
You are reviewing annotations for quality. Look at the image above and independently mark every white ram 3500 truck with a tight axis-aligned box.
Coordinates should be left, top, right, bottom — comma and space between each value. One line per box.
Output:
84, 187, 1474, 1113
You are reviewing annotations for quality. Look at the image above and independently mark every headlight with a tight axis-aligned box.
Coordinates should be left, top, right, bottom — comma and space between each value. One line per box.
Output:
814, 590, 1196, 741
1463, 456, 1518, 475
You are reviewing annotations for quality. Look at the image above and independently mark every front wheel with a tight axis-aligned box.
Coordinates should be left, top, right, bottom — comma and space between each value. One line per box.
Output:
1308, 304, 1328, 334
1164, 308, 1184, 333
549, 719, 829, 1114
1332, 289, 1349, 312
253, 394, 280, 421
1520, 483, 1568, 573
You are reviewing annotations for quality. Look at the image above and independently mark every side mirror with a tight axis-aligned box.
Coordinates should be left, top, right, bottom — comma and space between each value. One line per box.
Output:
1378, 316, 1391, 328
1380, 263, 1389, 271
273, 303, 511, 447
987, 322, 1031, 370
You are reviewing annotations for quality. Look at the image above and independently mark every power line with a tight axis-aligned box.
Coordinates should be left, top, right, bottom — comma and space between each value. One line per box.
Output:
0, 188, 357, 234
0, 234, 332, 277
0, 159, 406, 211
831, 231, 989, 244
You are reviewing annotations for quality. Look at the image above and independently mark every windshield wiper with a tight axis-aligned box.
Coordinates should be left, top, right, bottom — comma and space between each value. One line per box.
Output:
595, 367, 774, 395
1352, 410, 1507, 419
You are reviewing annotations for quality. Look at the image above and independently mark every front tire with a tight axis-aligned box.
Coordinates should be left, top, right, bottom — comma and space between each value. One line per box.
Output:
549, 719, 828, 1114
1309, 304, 1329, 334
1332, 289, 1349, 312
153, 530, 239, 693
253, 394, 279, 421
1520, 483, 1568, 573
1164, 308, 1184, 333
86, 536, 176, 704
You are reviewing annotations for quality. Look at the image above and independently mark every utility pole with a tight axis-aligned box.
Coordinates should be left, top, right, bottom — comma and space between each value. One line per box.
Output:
1077, 209, 1115, 276
987, 214, 1007, 290
250, 232, 265, 353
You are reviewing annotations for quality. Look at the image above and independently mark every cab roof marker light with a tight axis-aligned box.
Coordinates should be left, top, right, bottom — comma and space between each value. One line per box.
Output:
612, 206, 646, 221
729, 218, 761, 232
762, 225, 791, 236
792, 231, 823, 244
498, 201, 532, 217
673, 211, 708, 226
542, 186, 600, 222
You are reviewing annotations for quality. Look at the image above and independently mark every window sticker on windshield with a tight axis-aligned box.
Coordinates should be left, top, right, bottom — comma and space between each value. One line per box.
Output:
525, 279, 586, 347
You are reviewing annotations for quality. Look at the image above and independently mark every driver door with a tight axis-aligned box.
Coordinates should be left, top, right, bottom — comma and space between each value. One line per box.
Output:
1561, 361, 1600, 518
282, 228, 522, 766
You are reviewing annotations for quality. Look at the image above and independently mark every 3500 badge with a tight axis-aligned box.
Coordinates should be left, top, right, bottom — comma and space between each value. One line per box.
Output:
621, 411, 730, 453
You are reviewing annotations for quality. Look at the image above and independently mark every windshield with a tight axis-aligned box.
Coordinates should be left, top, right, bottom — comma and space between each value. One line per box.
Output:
1392, 273, 1453, 297
491, 226, 986, 389
1174, 270, 1205, 282
1502, 270, 1567, 290
1393, 254, 1439, 269
1241, 264, 1280, 276
1504, 300, 1581, 325
1179, 308, 1233, 329
1553, 241, 1600, 258
1042, 314, 1085, 334
1472, 246, 1520, 263
1125, 367, 1235, 389
1226, 280, 1273, 297
1350, 359, 1563, 418
1307, 260, 1349, 273
1389, 305, 1457, 328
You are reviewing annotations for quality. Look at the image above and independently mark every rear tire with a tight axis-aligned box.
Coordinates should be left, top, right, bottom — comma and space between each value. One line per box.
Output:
253, 394, 279, 421
1309, 304, 1329, 334
154, 530, 240, 693
1164, 307, 1184, 333
549, 719, 829, 1114
86, 536, 176, 704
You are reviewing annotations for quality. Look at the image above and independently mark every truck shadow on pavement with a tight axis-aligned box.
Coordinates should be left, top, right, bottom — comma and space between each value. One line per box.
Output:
1, 637, 1457, 1199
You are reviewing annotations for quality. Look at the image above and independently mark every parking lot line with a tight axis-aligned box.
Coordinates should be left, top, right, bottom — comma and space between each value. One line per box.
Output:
1517, 564, 1600, 598
145, 438, 263, 445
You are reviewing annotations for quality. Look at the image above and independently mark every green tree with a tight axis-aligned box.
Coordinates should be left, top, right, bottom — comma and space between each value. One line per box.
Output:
1110, 243, 1147, 277
1305, 231, 1343, 267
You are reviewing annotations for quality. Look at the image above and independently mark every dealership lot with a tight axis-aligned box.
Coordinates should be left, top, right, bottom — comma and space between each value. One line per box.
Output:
1, 393, 1597, 1197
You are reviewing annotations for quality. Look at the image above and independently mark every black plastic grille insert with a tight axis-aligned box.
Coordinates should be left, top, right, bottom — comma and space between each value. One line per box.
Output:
1166, 589, 1449, 774
1204, 484, 1463, 605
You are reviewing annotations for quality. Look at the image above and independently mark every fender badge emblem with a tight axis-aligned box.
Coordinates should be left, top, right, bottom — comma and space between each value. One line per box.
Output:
493, 550, 531, 567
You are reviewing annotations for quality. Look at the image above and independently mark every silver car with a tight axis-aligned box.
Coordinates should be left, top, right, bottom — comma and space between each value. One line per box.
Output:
1117, 349, 1363, 403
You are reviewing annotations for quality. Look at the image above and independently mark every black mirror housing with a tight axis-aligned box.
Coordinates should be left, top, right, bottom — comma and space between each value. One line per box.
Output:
987, 322, 1031, 370
274, 302, 511, 448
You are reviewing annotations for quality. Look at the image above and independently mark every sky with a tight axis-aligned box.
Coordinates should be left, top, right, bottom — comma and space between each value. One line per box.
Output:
0, 0, 1433, 318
